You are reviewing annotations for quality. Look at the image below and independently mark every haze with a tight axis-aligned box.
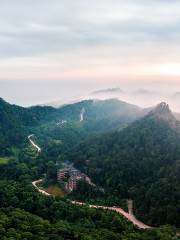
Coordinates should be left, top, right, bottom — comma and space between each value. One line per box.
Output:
0, 1, 180, 109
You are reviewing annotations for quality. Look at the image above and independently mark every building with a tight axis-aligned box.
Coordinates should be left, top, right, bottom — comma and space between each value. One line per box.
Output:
57, 166, 93, 192
57, 168, 69, 181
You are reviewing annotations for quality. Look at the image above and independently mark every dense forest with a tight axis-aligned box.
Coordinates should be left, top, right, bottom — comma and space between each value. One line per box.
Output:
0, 98, 180, 239
0, 151, 178, 240
0, 98, 143, 158
66, 103, 180, 227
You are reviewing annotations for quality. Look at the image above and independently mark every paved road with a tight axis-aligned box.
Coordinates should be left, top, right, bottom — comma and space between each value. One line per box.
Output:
28, 134, 41, 152
32, 179, 50, 196
32, 179, 152, 229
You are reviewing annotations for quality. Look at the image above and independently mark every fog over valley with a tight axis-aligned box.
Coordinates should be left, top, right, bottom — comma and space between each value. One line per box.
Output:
1, 79, 180, 112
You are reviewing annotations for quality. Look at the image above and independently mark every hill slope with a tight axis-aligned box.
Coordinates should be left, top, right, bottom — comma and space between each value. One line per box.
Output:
0, 98, 59, 155
67, 102, 180, 227
0, 98, 143, 156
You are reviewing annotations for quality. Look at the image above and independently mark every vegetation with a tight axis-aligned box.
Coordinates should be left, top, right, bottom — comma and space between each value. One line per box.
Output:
0, 207, 178, 240
0, 98, 180, 239
0, 98, 142, 157
0, 156, 11, 164
43, 184, 65, 196
66, 103, 180, 227
0, 160, 178, 240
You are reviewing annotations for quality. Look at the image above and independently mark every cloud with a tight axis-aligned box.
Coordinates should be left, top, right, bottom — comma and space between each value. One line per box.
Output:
0, 0, 180, 82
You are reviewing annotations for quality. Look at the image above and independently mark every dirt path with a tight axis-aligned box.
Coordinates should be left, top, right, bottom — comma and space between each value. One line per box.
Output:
71, 201, 152, 229
32, 179, 152, 229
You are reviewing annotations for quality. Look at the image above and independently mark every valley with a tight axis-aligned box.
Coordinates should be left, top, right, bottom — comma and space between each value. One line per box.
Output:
0, 97, 179, 239
1, 1, 180, 238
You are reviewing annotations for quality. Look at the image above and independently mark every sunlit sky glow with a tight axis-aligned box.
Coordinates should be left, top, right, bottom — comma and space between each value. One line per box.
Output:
0, 0, 180, 106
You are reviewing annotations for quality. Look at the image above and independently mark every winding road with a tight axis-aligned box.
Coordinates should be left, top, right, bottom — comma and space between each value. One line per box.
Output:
32, 179, 50, 196
32, 179, 152, 229
71, 201, 151, 229
28, 134, 41, 153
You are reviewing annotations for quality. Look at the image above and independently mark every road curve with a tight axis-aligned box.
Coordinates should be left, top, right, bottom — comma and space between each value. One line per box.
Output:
32, 179, 152, 229
28, 135, 41, 153
71, 201, 152, 229
32, 179, 50, 196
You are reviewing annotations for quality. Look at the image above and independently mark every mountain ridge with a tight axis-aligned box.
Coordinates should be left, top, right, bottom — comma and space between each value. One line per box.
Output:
0, 97, 143, 156
66, 101, 180, 227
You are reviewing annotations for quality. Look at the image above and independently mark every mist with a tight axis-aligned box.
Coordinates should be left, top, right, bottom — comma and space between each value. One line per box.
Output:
1, 79, 180, 112
85, 81, 180, 112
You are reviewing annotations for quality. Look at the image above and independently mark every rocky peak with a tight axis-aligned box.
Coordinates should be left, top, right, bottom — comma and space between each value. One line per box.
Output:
147, 102, 179, 127
153, 102, 171, 115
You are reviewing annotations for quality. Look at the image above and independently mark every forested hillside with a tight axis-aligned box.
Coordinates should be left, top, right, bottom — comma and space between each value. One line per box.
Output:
0, 148, 178, 240
67, 103, 180, 227
0, 98, 57, 155
0, 98, 143, 157
0, 98, 180, 239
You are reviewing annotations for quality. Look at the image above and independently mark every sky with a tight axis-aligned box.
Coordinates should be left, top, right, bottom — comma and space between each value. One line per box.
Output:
0, 0, 180, 106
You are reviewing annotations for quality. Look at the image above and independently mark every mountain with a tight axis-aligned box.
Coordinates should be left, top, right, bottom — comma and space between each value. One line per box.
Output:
67, 102, 180, 227
0, 97, 180, 237
35, 98, 142, 123
0, 98, 61, 155
34, 99, 145, 160
0, 98, 28, 155
0, 97, 143, 156
147, 102, 179, 126
92, 88, 123, 95
1, 95, 180, 168
60, 99, 142, 121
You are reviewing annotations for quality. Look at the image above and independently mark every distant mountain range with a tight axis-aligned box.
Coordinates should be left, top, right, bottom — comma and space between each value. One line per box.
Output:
42, 88, 180, 113
92, 88, 123, 95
